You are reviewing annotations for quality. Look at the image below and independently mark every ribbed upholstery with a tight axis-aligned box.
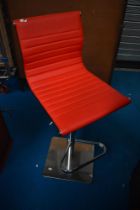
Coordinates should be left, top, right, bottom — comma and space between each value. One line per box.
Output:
14, 11, 131, 135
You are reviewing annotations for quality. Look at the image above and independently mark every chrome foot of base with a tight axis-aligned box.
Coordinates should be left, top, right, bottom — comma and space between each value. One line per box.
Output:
43, 137, 106, 183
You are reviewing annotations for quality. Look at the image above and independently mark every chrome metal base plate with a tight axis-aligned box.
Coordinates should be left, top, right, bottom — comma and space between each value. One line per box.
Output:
43, 137, 94, 183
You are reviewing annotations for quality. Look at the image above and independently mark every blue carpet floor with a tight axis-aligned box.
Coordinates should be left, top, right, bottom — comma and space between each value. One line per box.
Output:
0, 70, 140, 210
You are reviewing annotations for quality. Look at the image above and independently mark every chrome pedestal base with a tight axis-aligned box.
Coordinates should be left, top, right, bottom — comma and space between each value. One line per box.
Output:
43, 137, 94, 183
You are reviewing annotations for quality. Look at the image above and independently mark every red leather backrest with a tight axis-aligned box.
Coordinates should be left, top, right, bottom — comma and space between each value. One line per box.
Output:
14, 11, 83, 77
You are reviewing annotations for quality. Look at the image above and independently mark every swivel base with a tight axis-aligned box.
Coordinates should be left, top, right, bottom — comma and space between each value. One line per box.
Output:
43, 137, 94, 183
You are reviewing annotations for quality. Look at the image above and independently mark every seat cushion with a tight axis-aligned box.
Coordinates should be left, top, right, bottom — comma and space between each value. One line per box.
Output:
28, 62, 130, 135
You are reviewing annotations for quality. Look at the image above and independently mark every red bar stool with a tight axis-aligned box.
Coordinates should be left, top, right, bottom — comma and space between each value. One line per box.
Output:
14, 11, 131, 183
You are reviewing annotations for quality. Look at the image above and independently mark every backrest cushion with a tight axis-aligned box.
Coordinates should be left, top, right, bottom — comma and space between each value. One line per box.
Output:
14, 11, 83, 77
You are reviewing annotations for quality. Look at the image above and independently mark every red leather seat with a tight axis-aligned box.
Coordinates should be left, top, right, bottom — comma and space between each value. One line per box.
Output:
14, 11, 131, 135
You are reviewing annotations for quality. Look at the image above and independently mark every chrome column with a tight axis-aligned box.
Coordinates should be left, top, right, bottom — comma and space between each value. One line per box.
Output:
66, 133, 75, 172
